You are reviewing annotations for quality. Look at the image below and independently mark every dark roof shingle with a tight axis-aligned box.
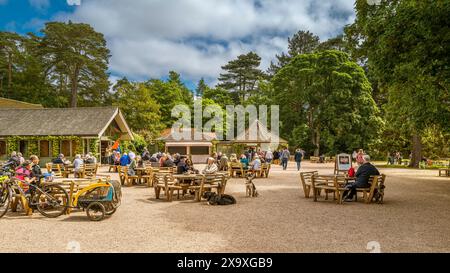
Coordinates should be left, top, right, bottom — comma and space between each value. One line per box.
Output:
0, 107, 119, 137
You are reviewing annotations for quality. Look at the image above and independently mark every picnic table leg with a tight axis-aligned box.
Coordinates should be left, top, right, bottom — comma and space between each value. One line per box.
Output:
11, 196, 19, 212
20, 195, 32, 216
67, 182, 75, 215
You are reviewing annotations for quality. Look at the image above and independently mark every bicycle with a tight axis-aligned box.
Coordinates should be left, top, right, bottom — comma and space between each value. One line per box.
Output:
0, 167, 69, 218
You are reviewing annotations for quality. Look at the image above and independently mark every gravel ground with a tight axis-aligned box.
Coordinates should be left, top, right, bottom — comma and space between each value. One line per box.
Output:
1, 161, 449, 253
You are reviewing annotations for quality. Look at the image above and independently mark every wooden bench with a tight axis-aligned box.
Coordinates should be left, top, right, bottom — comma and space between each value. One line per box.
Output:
195, 174, 227, 202
153, 173, 178, 201
83, 164, 99, 178
355, 175, 386, 204
310, 156, 320, 163
299, 171, 318, 198
228, 162, 247, 178
311, 175, 347, 203
117, 166, 139, 187
439, 168, 450, 177
46, 163, 63, 178
259, 163, 271, 178
108, 165, 119, 172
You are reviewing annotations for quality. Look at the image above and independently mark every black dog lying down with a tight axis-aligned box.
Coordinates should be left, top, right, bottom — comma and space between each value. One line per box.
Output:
203, 192, 236, 205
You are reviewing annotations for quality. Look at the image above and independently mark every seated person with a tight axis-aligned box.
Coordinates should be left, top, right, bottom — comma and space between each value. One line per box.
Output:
177, 157, 190, 174
248, 155, 262, 178
219, 154, 229, 171
185, 158, 198, 174
52, 154, 65, 165
162, 155, 175, 167
347, 166, 356, 178
240, 154, 249, 169
73, 154, 84, 178
203, 157, 218, 174
29, 155, 43, 184
120, 153, 130, 167
141, 148, 151, 161
344, 155, 380, 202
128, 154, 137, 176
15, 161, 36, 194
229, 153, 238, 163
85, 153, 96, 164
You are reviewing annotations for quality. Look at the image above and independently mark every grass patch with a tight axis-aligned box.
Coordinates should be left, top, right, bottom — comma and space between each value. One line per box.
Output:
376, 164, 443, 170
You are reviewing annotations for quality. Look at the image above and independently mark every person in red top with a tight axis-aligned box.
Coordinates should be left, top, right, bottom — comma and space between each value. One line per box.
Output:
348, 166, 356, 178
15, 161, 36, 193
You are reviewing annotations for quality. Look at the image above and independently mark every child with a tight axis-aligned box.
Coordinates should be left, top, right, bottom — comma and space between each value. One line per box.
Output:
15, 161, 36, 193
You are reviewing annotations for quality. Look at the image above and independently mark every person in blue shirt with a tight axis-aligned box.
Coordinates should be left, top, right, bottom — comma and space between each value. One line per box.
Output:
240, 154, 249, 169
120, 152, 130, 166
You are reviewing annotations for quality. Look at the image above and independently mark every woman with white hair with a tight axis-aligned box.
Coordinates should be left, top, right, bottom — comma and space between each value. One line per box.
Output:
203, 157, 218, 174
73, 154, 84, 178
128, 152, 137, 176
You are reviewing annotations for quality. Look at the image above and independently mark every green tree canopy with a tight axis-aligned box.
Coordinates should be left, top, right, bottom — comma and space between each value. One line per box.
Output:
273, 50, 383, 156
218, 51, 265, 104
39, 21, 111, 108
347, 0, 450, 166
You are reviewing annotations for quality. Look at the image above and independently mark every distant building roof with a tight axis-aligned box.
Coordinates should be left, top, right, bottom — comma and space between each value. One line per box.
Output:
159, 128, 217, 143
233, 119, 288, 144
0, 107, 133, 140
0, 97, 43, 109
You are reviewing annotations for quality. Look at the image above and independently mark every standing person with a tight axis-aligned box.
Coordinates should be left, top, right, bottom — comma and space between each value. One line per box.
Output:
294, 149, 303, 171
281, 148, 290, 170
356, 149, 365, 165
73, 154, 84, 178
105, 145, 112, 165
265, 149, 273, 164
273, 150, 280, 165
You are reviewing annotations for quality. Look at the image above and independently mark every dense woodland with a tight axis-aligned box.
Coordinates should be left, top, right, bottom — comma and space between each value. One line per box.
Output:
0, 0, 448, 167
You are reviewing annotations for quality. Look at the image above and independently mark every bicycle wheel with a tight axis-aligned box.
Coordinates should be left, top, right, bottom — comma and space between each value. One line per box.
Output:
105, 203, 116, 216
86, 202, 105, 221
36, 184, 68, 218
0, 186, 11, 218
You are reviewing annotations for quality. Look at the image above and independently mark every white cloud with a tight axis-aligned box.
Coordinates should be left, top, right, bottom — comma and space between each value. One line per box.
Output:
57, 0, 355, 85
29, 0, 50, 10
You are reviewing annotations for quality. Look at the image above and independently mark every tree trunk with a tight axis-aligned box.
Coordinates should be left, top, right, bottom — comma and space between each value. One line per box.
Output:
409, 133, 422, 168
7, 52, 12, 92
70, 67, 79, 108
314, 127, 320, 157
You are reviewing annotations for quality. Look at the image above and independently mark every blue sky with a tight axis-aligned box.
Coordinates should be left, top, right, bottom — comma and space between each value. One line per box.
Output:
0, 0, 356, 91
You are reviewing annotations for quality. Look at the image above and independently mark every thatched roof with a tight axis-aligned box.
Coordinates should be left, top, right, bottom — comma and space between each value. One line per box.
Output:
233, 119, 288, 144
0, 107, 133, 140
0, 97, 43, 109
